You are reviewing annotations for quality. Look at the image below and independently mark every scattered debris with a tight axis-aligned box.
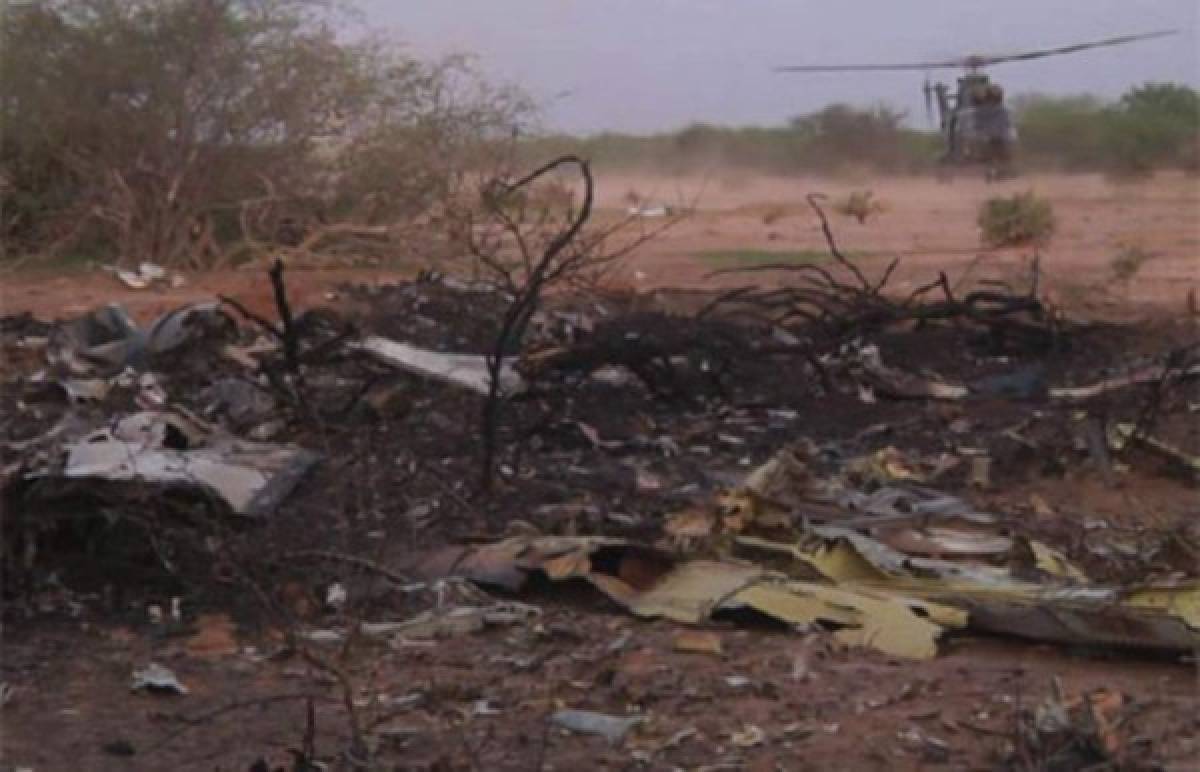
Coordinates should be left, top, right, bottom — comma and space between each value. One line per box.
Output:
730, 724, 766, 748
417, 536, 964, 659
130, 663, 188, 695
626, 204, 672, 218
744, 527, 1200, 650
897, 726, 950, 761
353, 336, 524, 396
848, 345, 1200, 404
49, 302, 233, 374
56, 378, 113, 404
672, 630, 723, 656
369, 602, 539, 641
550, 709, 643, 744
853, 345, 970, 400
660, 726, 698, 750
105, 261, 174, 290
1109, 422, 1200, 479
1014, 682, 1133, 770
18, 411, 319, 517
4, 241, 1198, 768
325, 582, 347, 610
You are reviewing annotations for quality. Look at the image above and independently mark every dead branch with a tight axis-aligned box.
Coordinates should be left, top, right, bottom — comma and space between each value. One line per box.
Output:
269, 258, 301, 374
701, 197, 1054, 353
279, 549, 413, 585
144, 692, 320, 755
296, 223, 391, 254
476, 155, 595, 493
218, 294, 282, 342
298, 646, 369, 768
807, 193, 870, 291
1116, 342, 1200, 457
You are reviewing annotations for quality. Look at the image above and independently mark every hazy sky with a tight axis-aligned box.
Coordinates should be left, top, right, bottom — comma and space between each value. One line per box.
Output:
358, 0, 1199, 134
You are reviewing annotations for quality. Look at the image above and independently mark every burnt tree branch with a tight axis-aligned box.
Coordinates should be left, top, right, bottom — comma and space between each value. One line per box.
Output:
478, 155, 595, 493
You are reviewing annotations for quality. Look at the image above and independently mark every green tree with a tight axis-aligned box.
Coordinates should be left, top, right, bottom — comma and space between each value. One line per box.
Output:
1014, 95, 1107, 170
1, 0, 525, 265
790, 104, 912, 171
1112, 82, 1200, 170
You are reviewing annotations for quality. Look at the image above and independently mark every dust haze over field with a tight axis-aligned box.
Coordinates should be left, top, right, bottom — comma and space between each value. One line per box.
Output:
359, 0, 1198, 134
2, 3, 1200, 772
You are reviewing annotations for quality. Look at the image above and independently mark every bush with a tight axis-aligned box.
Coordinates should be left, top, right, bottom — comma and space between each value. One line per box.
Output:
760, 205, 787, 225
977, 192, 1056, 247
1110, 244, 1157, 281
833, 190, 884, 223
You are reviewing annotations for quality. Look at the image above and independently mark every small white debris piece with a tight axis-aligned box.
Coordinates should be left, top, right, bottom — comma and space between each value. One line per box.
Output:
108, 262, 169, 289
301, 629, 344, 645
138, 262, 167, 281
326, 583, 347, 610
661, 726, 697, 750
473, 698, 502, 716
606, 629, 632, 653
731, 724, 766, 748
136, 373, 169, 409
60, 378, 111, 403
353, 336, 523, 396
378, 692, 424, 710
131, 663, 189, 695
550, 709, 643, 744
626, 204, 671, 218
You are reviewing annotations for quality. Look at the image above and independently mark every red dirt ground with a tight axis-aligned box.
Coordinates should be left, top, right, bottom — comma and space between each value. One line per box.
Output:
1, 170, 1198, 771
2, 171, 1197, 323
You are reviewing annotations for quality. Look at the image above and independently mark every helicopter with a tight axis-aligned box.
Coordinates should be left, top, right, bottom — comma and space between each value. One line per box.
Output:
774, 30, 1177, 179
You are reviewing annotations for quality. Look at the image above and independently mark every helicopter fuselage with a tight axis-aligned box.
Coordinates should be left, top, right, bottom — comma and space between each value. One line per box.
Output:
775, 29, 1174, 178
937, 74, 1017, 169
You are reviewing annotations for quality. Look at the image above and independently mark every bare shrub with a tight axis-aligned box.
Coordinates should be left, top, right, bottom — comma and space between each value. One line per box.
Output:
833, 190, 885, 224
452, 156, 684, 492
761, 205, 787, 226
1109, 244, 1157, 282
977, 191, 1056, 247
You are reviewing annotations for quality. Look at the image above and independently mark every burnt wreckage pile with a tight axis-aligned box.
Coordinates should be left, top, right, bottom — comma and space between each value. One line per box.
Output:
1, 190, 1197, 770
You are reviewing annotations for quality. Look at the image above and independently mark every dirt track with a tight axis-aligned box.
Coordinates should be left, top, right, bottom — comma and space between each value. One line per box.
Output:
599, 170, 1199, 310
2, 172, 1197, 322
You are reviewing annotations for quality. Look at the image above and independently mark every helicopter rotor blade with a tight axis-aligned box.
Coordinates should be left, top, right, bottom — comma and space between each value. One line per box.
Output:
774, 61, 963, 73
774, 29, 1178, 74
968, 29, 1178, 68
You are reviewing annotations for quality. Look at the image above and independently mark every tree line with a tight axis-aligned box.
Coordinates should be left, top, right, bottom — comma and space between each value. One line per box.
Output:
1, 0, 527, 266
523, 84, 1200, 177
